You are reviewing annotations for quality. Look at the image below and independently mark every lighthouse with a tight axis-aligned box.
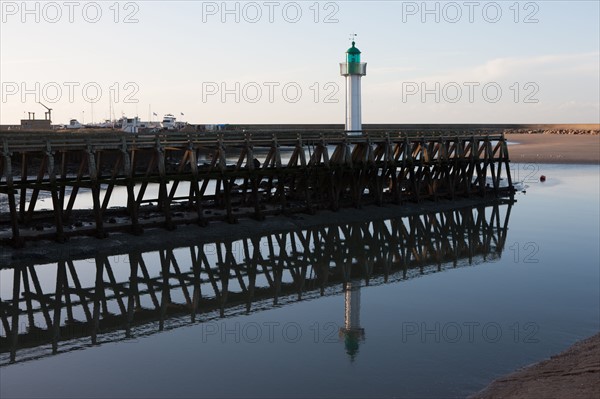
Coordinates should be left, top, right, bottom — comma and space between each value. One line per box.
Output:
340, 38, 367, 133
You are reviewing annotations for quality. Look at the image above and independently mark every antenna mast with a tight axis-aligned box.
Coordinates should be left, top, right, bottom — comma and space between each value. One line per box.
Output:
37, 102, 53, 121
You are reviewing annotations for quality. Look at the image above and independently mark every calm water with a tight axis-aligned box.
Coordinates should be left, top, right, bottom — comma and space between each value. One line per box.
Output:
1, 163, 598, 399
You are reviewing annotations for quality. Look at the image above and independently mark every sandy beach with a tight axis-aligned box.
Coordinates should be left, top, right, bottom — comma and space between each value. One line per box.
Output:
506, 133, 600, 164
472, 333, 600, 399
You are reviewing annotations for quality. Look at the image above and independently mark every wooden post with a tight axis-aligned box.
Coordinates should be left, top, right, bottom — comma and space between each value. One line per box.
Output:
3, 147, 22, 247
46, 142, 65, 242
156, 138, 175, 230
188, 143, 207, 227
88, 147, 106, 238
19, 152, 27, 222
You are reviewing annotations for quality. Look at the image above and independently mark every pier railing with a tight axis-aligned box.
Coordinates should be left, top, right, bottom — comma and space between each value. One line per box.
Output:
1, 129, 507, 150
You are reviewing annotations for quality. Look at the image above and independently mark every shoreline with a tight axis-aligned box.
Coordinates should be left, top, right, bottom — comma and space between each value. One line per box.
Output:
471, 333, 600, 399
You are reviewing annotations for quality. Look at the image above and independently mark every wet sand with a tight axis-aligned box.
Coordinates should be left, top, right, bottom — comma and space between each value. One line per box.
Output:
506, 133, 599, 164
471, 333, 600, 399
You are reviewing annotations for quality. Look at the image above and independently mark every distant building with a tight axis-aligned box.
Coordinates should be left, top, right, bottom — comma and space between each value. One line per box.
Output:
20, 119, 52, 131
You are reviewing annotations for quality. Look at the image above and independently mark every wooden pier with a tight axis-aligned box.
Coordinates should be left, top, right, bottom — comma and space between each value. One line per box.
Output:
1, 130, 513, 246
0, 200, 513, 364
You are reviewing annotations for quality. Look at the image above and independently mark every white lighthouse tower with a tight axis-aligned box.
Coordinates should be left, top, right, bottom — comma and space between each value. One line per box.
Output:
340, 37, 367, 134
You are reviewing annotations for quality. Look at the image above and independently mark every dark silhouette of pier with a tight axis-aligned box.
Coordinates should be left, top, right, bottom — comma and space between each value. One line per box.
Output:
0, 129, 513, 246
0, 199, 513, 365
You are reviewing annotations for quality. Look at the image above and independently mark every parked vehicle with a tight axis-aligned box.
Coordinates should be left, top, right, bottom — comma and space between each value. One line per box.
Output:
121, 117, 160, 133
65, 119, 83, 129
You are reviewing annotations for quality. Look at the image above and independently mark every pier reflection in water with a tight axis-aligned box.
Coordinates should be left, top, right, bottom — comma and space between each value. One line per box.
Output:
0, 200, 512, 365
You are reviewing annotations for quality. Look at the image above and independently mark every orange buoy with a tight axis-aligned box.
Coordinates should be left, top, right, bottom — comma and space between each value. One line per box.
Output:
540, 175, 546, 182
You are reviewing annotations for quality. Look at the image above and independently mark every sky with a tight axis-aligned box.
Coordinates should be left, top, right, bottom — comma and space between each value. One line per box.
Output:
1, 0, 599, 124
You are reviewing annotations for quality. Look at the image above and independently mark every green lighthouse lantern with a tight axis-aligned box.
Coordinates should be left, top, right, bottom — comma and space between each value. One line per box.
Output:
341, 40, 366, 77
346, 41, 361, 64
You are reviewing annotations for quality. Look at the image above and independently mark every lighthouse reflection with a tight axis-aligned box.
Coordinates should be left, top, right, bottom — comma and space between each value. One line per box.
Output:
0, 200, 513, 365
340, 281, 365, 360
